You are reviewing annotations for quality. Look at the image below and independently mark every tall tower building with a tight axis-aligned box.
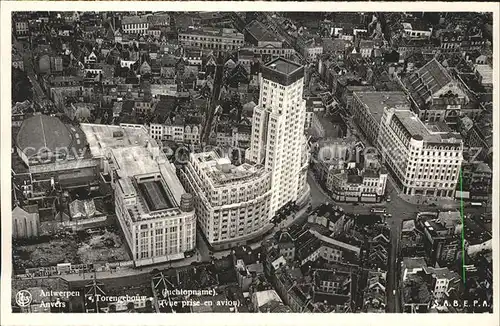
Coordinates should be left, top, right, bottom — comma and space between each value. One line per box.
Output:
246, 58, 310, 218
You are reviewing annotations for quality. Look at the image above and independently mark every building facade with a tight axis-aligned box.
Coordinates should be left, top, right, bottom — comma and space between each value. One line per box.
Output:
80, 124, 196, 266
15, 21, 29, 36
178, 28, 244, 53
377, 107, 463, 197
181, 152, 273, 250
240, 47, 295, 60
326, 168, 388, 203
246, 58, 310, 218
149, 123, 201, 145
121, 16, 150, 34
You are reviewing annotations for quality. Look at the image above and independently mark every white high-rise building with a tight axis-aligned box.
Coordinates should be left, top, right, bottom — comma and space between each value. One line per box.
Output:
181, 151, 273, 250
246, 58, 310, 218
377, 107, 463, 197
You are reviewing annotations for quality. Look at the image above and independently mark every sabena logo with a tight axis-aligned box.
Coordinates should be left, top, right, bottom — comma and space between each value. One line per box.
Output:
16, 290, 33, 307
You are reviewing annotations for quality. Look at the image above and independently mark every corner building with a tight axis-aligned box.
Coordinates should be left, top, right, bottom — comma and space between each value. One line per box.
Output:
246, 58, 310, 218
80, 124, 196, 266
377, 108, 463, 198
181, 152, 273, 250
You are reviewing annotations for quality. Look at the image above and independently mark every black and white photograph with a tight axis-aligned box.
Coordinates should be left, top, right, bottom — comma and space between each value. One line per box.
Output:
1, 3, 498, 325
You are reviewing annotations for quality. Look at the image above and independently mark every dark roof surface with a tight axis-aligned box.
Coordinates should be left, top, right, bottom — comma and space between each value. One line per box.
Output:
16, 115, 73, 154
406, 58, 453, 106
246, 20, 281, 43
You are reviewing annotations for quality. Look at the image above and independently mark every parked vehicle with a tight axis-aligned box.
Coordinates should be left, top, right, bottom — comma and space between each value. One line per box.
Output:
470, 202, 485, 207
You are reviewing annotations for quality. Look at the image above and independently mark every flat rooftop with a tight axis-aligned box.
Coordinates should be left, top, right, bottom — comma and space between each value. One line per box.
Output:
266, 57, 302, 75
402, 257, 427, 270
112, 145, 158, 179
392, 109, 462, 144
354, 92, 410, 124
192, 151, 267, 187
424, 220, 448, 234
80, 123, 156, 158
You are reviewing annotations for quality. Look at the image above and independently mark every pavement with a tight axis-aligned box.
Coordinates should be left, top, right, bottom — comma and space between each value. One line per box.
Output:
399, 193, 460, 209
56, 255, 200, 282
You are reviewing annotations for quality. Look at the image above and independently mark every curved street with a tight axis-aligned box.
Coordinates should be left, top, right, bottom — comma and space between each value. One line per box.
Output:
307, 169, 417, 313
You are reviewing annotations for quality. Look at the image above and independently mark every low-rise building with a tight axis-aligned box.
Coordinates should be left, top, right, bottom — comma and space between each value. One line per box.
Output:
359, 40, 375, 58
306, 203, 351, 236
252, 289, 290, 313
146, 13, 170, 27
326, 167, 388, 203
296, 229, 361, 266
402, 20, 433, 39
240, 46, 295, 61
149, 117, 202, 145
401, 273, 432, 313
474, 64, 493, 88
362, 271, 386, 312
12, 52, 24, 71
424, 266, 461, 301
297, 36, 324, 61
305, 98, 325, 130
418, 211, 462, 266
15, 20, 30, 37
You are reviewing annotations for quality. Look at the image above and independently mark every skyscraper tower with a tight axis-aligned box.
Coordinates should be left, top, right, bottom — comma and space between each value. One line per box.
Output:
246, 58, 310, 219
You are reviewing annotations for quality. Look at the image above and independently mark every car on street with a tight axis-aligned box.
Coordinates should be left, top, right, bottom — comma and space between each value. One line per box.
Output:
386, 197, 391, 202
383, 213, 392, 218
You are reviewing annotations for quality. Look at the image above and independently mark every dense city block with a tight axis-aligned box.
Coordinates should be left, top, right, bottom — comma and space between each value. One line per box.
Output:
11, 11, 493, 313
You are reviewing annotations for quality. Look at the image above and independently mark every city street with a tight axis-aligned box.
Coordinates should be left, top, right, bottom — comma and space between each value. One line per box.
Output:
308, 169, 417, 313
13, 38, 49, 104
